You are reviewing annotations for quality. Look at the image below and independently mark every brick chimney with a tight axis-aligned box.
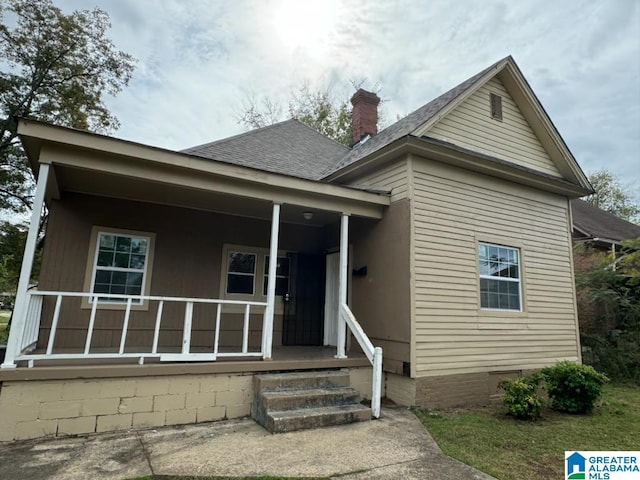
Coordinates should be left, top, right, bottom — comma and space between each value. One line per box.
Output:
350, 88, 380, 145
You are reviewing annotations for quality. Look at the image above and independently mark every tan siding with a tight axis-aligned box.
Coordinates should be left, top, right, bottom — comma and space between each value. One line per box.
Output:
350, 200, 412, 375
411, 158, 579, 377
343, 159, 412, 374
428, 78, 562, 177
345, 159, 409, 201
38, 193, 329, 351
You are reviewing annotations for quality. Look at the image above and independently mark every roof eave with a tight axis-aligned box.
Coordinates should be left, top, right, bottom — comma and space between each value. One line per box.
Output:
410, 136, 593, 197
573, 236, 625, 247
323, 136, 413, 182
497, 61, 593, 193
17, 118, 389, 218
326, 134, 592, 197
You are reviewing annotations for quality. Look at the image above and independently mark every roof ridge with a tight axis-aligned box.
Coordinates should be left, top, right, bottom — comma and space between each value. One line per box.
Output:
182, 118, 300, 153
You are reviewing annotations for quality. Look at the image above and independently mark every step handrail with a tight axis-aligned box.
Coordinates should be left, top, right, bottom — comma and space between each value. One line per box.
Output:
339, 303, 382, 418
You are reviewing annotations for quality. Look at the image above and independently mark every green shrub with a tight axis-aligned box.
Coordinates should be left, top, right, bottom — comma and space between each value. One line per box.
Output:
0, 324, 8, 344
541, 361, 609, 414
499, 374, 545, 420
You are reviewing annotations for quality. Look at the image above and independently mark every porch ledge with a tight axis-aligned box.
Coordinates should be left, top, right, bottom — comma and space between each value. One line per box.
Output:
0, 353, 369, 382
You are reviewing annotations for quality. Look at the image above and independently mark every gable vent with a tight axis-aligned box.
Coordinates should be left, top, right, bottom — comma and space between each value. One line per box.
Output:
490, 93, 503, 121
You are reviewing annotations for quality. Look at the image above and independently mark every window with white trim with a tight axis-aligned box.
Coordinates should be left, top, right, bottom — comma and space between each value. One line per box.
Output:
478, 242, 521, 311
90, 232, 151, 303
221, 245, 290, 302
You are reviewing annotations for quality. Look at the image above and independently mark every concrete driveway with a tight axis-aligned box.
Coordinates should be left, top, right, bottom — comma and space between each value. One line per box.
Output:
0, 406, 496, 479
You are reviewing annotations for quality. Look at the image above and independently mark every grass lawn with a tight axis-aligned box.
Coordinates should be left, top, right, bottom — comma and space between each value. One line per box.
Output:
0, 311, 9, 343
416, 384, 640, 480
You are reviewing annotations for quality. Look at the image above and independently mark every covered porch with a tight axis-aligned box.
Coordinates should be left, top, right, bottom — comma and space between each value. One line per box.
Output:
1, 120, 388, 417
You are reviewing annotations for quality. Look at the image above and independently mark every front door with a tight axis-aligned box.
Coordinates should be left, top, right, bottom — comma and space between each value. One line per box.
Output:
282, 253, 325, 345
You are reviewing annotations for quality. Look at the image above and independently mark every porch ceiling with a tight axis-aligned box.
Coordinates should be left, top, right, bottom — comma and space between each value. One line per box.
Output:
18, 119, 389, 222
54, 164, 341, 226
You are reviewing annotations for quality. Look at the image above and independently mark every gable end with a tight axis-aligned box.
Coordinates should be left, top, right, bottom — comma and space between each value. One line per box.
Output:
427, 77, 563, 178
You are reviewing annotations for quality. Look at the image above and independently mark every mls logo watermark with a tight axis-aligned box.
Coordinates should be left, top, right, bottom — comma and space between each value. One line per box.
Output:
565, 451, 640, 479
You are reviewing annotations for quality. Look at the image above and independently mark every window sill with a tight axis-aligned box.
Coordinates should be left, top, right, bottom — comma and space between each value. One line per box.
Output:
478, 308, 524, 316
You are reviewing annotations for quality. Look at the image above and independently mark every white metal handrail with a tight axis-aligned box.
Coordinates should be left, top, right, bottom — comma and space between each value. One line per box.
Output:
20, 292, 43, 354
5, 290, 268, 367
340, 303, 382, 418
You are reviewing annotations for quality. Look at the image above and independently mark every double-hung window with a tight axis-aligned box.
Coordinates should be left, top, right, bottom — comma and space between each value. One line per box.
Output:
221, 246, 290, 305
478, 242, 521, 311
90, 231, 151, 304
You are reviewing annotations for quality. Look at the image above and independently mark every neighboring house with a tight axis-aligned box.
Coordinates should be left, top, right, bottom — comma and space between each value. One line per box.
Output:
0, 56, 593, 441
571, 198, 640, 252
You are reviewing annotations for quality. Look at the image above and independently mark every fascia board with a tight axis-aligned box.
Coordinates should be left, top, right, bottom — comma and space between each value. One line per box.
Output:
17, 119, 389, 215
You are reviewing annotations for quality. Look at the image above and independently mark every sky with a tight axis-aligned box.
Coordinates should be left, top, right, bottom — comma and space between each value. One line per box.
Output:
47, 0, 640, 200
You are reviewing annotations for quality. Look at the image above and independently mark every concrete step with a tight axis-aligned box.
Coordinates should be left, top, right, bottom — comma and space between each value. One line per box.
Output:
266, 404, 371, 434
252, 369, 371, 433
260, 386, 360, 411
255, 370, 350, 392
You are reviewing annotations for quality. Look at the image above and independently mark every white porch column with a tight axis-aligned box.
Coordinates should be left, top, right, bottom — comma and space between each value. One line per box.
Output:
2, 163, 50, 369
263, 202, 281, 360
336, 213, 349, 358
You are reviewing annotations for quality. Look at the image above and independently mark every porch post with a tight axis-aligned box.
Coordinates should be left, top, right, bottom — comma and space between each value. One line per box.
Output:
336, 213, 349, 359
1, 163, 50, 369
263, 202, 281, 360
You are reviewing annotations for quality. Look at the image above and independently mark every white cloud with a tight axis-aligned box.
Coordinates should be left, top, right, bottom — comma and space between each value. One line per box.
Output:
54, 0, 640, 195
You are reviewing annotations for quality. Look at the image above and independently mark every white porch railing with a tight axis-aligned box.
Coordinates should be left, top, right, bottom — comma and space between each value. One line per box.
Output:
340, 303, 383, 419
5, 290, 268, 367
21, 291, 43, 354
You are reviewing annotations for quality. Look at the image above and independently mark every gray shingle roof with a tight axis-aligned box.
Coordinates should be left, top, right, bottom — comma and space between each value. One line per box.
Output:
183, 57, 508, 181
324, 57, 508, 176
182, 119, 349, 180
572, 199, 640, 242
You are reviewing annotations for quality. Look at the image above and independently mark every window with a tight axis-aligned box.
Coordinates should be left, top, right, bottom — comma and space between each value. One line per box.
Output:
90, 232, 151, 304
263, 256, 290, 296
226, 252, 256, 294
478, 242, 521, 311
490, 93, 503, 121
221, 245, 291, 304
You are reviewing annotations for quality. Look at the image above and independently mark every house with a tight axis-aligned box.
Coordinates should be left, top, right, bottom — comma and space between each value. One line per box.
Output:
571, 198, 640, 252
0, 56, 593, 441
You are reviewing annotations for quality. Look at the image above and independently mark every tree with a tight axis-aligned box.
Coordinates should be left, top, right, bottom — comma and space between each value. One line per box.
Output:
237, 81, 381, 146
0, 221, 28, 293
584, 170, 640, 223
575, 238, 640, 383
287, 83, 352, 146
0, 0, 136, 214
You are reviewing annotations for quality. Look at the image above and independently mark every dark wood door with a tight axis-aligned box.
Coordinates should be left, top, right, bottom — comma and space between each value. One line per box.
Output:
282, 253, 325, 346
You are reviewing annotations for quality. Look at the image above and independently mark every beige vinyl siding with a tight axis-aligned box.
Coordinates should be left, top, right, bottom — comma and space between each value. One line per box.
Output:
411, 158, 578, 377
346, 159, 409, 202
351, 200, 412, 375
428, 77, 562, 178
345, 158, 411, 374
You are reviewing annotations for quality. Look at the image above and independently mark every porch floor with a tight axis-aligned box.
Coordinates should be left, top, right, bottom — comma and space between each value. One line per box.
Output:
0, 346, 369, 382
